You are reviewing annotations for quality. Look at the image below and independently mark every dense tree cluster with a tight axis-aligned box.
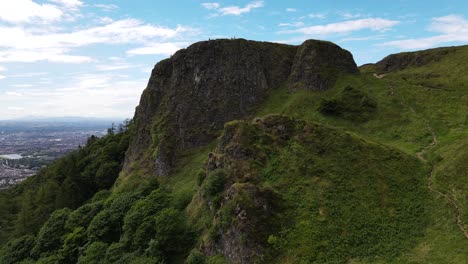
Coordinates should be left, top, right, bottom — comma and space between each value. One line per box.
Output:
0, 119, 195, 263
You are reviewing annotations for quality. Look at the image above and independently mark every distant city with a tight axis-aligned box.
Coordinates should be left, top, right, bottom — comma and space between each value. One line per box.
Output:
0, 117, 121, 189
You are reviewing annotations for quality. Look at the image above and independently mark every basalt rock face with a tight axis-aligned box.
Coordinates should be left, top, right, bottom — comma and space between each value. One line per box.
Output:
123, 39, 357, 177
289, 40, 358, 90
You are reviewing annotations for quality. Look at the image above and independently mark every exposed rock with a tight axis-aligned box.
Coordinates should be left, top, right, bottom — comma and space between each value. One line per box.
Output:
123, 39, 358, 177
218, 183, 280, 264
289, 40, 358, 90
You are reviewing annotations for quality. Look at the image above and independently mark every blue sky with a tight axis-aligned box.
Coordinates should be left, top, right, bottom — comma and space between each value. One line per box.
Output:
1, 0, 467, 119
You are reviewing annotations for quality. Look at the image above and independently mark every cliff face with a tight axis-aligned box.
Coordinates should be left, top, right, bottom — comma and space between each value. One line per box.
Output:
123, 39, 357, 178
289, 40, 358, 90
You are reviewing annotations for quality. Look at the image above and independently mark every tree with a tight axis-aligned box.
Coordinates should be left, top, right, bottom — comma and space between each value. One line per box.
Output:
77, 241, 108, 264
0, 235, 35, 264
60, 227, 87, 263
31, 208, 71, 258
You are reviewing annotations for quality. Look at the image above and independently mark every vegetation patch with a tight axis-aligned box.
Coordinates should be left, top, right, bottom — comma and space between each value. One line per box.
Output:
318, 85, 377, 121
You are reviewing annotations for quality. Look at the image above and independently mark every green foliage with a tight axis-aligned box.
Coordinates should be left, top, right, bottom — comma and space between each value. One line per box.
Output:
201, 169, 226, 197
186, 249, 206, 264
0, 235, 35, 264
87, 192, 140, 243
0, 121, 132, 245
318, 85, 377, 121
121, 189, 170, 250
65, 201, 103, 231
31, 208, 71, 258
60, 227, 87, 263
77, 241, 108, 264
146, 208, 192, 261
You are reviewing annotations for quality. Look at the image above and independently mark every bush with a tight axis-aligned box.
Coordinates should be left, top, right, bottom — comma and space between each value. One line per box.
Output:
202, 169, 226, 197
186, 249, 206, 264
318, 85, 377, 121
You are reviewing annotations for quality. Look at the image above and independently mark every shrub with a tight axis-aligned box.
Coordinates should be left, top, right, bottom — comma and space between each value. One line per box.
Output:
202, 169, 226, 197
318, 85, 377, 121
186, 249, 206, 264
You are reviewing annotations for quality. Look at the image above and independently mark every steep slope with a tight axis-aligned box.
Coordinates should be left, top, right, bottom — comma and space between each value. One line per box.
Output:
121, 39, 357, 185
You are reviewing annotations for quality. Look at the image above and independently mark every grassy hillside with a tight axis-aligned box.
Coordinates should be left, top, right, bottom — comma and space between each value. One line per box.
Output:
185, 115, 429, 263
0, 45, 467, 263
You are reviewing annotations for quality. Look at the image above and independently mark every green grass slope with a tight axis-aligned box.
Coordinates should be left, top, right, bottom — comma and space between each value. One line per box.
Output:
187, 115, 429, 263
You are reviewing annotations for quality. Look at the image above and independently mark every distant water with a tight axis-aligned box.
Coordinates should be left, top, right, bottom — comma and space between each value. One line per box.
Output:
0, 154, 22, 159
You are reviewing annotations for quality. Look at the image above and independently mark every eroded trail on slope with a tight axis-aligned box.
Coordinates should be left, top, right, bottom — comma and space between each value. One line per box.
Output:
373, 73, 467, 238
415, 122, 468, 239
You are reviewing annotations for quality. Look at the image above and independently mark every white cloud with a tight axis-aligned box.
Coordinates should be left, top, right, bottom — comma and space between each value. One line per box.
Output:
96, 63, 140, 71
339, 35, 386, 42
281, 18, 399, 35
0, 0, 63, 24
309, 13, 327, 19
279, 22, 305, 27
202, 1, 264, 16
381, 15, 468, 49
286, 8, 297, 12
0, 49, 92, 63
0, 75, 5, 80
49, 0, 83, 10
1, 73, 146, 118
10, 72, 48, 77
429, 15, 468, 34
340, 12, 363, 19
98, 16, 114, 24
12, 84, 34, 88
0, 66, 6, 71
0, 19, 192, 49
7, 107, 25, 111
0, 19, 195, 63
202, 3, 220, 10
108, 56, 122, 61
6, 92, 24, 96
127, 42, 188, 56
94, 4, 119, 12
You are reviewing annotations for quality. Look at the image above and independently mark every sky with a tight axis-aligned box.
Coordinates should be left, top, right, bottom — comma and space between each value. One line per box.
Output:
0, 0, 467, 120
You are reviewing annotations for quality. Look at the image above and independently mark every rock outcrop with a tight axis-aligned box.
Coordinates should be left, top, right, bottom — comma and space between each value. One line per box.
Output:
289, 40, 358, 90
123, 39, 357, 177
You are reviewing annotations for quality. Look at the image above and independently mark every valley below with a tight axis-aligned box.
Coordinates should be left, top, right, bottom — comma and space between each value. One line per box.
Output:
0, 120, 112, 189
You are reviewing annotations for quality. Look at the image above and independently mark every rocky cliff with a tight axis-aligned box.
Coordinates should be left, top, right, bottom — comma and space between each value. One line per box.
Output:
123, 39, 358, 178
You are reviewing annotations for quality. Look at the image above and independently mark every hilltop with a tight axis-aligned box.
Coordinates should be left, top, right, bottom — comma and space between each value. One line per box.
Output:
0, 39, 467, 264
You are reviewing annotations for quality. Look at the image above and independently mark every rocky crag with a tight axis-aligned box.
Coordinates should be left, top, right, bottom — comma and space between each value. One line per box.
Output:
123, 39, 357, 178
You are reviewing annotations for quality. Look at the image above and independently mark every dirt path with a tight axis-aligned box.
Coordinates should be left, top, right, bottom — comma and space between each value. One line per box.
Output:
373, 73, 386, 79
373, 73, 468, 238
413, 112, 468, 239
